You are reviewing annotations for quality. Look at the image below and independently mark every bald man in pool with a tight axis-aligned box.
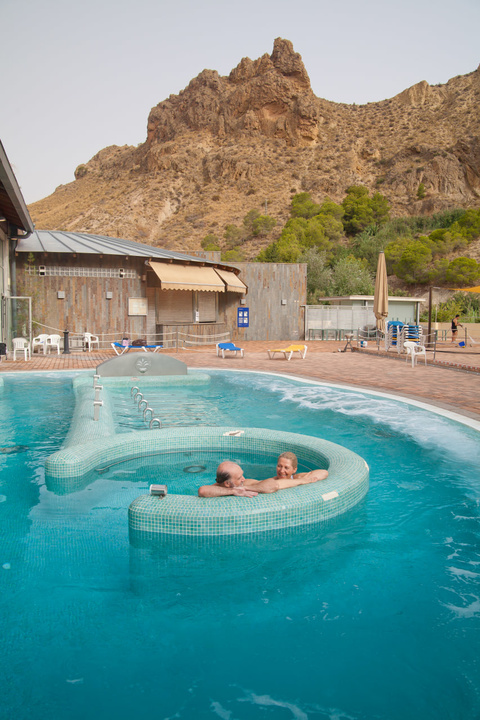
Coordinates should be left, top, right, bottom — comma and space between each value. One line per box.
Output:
198, 451, 328, 498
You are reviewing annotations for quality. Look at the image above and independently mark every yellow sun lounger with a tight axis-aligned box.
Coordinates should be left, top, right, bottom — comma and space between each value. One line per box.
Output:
268, 344, 308, 361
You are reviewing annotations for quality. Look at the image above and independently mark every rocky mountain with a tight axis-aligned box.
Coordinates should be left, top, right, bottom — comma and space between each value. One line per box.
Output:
29, 38, 480, 257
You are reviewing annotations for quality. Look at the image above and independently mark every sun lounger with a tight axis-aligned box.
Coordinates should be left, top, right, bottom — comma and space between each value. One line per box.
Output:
268, 344, 308, 361
216, 342, 244, 358
111, 342, 163, 355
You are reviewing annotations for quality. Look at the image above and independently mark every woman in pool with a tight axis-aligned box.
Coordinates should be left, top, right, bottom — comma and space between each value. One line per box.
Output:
198, 452, 328, 498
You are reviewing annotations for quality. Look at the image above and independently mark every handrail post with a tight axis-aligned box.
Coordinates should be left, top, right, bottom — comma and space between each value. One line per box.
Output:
63, 329, 71, 355
93, 400, 103, 421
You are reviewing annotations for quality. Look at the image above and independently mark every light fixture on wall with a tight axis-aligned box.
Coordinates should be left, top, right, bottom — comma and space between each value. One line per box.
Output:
240, 298, 247, 305
106, 291, 113, 300
281, 299, 287, 305
57, 291, 65, 299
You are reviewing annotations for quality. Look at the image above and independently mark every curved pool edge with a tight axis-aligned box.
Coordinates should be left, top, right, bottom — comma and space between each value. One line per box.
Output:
127, 427, 369, 538
194, 367, 480, 432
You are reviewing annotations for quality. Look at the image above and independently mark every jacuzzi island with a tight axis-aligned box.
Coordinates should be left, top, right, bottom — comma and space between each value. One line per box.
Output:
127, 426, 369, 538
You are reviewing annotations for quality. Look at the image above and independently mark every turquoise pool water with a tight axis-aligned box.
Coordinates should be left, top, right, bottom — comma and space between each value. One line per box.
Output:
92, 450, 317, 495
0, 370, 479, 720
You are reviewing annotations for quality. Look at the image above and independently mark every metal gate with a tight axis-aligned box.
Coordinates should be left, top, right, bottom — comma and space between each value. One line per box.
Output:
1, 295, 32, 345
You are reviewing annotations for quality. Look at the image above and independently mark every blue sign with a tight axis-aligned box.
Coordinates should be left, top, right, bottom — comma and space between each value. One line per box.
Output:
237, 307, 249, 328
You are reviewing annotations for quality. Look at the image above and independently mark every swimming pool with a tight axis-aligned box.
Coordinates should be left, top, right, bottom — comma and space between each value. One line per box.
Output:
1, 370, 479, 719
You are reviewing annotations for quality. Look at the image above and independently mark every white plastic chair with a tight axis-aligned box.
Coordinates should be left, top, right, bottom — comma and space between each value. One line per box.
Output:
404, 341, 427, 368
83, 332, 99, 351
32, 333, 49, 354
46, 334, 61, 354
12, 337, 31, 361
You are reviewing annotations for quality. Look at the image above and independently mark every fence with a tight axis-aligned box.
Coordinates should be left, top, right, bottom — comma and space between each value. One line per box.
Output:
305, 305, 376, 340
29, 323, 230, 353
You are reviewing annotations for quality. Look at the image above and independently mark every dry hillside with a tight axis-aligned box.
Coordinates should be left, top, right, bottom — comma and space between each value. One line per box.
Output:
29, 38, 480, 258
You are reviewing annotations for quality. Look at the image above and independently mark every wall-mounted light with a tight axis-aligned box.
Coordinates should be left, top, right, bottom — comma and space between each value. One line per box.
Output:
281, 299, 287, 305
57, 291, 65, 299
240, 298, 247, 305
106, 291, 113, 300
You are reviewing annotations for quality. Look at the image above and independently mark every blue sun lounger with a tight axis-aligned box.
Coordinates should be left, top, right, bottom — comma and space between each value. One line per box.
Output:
111, 342, 163, 355
216, 342, 244, 358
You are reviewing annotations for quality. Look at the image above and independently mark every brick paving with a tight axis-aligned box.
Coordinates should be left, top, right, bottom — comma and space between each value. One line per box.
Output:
1, 340, 480, 420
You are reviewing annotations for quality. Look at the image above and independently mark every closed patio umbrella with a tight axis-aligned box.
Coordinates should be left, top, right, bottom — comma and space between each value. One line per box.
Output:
373, 251, 388, 332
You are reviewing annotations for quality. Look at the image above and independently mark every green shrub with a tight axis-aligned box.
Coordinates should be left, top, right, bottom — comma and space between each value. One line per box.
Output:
201, 234, 220, 251
417, 182, 426, 199
341, 185, 390, 234
445, 257, 480, 286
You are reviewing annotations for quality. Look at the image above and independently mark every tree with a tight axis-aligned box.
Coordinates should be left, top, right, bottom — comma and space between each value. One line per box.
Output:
330, 256, 374, 296
445, 257, 480, 286
417, 182, 426, 199
290, 192, 321, 219
252, 214, 276, 237
299, 248, 333, 301
241, 209, 276, 238
370, 191, 391, 225
317, 198, 344, 222
224, 224, 244, 249
394, 240, 432, 284
221, 248, 245, 262
341, 185, 390, 234
242, 209, 261, 235
454, 208, 480, 241
201, 234, 220, 251
351, 227, 387, 272
384, 237, 412, 274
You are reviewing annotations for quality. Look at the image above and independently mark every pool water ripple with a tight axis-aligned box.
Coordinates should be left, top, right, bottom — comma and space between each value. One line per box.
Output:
0, 370, 479, 720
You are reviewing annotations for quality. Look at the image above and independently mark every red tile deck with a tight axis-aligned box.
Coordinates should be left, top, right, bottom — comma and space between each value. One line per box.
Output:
1, 341, 479, 420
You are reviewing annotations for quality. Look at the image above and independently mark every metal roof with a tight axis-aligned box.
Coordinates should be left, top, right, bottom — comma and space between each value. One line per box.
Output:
15, 230, 217, 265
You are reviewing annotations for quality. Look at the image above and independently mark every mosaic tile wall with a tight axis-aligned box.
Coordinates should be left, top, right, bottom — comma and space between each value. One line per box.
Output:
44, 373, 369, 537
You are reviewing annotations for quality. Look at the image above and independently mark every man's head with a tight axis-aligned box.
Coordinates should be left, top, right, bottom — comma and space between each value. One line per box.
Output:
276, 452, 298, 478
216, 461, 245, 488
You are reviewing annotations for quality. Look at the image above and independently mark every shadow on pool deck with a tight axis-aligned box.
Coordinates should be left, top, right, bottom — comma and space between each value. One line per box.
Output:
1, 340, 479, 420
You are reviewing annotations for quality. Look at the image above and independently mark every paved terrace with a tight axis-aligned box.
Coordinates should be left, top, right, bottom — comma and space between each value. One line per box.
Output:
1, 341, 479, 421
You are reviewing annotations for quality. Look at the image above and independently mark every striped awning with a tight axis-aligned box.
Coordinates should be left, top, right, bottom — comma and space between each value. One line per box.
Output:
214, 269, 248, 294
149, 262, 225, 292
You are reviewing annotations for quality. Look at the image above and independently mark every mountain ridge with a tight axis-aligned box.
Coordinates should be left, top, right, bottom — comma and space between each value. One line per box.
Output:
29, 39, 480, 257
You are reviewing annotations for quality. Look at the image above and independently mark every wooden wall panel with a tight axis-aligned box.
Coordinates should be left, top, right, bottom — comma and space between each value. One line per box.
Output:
15, 255, 148, 343
226, 263, 307, 342
15, 255, 306, 345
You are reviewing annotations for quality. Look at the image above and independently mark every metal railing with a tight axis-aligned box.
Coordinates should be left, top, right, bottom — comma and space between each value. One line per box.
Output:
30, 322, 230, 353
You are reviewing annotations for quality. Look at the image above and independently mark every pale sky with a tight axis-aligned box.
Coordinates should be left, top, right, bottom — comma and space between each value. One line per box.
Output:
2, 0, 479, 205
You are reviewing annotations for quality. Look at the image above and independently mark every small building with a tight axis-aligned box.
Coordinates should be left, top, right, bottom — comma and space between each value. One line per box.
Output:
305, 295, 425, 339
15, 231, 306, 346
0, 140, 35, 348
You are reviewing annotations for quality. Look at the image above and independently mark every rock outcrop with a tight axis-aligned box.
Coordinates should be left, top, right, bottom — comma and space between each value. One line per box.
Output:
29, 41, 480, 256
